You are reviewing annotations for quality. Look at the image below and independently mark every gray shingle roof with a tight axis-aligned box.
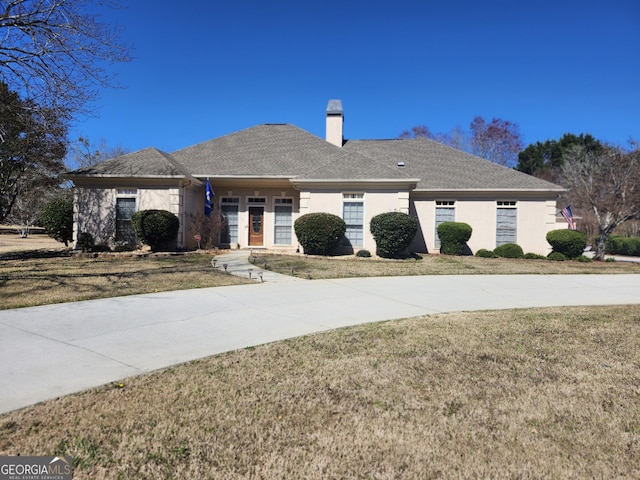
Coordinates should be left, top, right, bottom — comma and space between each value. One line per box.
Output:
172, 124, 424, 182
172, 124, 353, 178
69, 124, 563, 193
69, 147, 191, 178
342, 138, 564, 191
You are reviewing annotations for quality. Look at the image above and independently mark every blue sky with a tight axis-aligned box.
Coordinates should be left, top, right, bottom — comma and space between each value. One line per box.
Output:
73, 0, 639, 156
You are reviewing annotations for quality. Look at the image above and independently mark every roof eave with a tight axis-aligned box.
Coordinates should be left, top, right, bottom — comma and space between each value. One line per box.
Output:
67, 174, 191, 180
292, 178, 421, 184
414, 187, 566, 192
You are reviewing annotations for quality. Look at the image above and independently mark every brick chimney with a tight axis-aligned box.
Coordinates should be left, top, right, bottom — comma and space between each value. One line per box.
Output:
325, 99, 343, 147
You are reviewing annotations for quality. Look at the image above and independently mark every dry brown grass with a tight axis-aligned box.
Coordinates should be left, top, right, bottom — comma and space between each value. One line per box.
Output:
0, 230, 64, 254
0, 252, 252, 309
1, 305, 638, 478
1, 233, 638, 310
252, 252, 640, 279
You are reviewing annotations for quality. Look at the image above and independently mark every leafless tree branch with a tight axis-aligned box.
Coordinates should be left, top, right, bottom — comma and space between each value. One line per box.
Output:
0, 0, 131, 120
561, 142, 640, 259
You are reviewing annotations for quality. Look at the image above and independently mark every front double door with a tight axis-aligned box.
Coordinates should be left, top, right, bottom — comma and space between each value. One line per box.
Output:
248, 207, 264, 246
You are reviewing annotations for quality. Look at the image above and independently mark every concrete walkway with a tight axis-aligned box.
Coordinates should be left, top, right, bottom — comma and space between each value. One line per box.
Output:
1, 252, 639, 414
211, 250, 305, 283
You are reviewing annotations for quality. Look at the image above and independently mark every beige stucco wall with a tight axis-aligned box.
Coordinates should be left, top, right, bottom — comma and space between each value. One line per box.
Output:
300, 187, 411, 252
410, 195, 558, 255
74, 180, 558, 255
74, 187, 117, 245
73, 184, 194, 249
212, 186, 299, 249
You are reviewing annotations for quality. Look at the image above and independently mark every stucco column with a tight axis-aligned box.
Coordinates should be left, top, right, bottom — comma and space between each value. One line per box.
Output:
397, 190, 410, 214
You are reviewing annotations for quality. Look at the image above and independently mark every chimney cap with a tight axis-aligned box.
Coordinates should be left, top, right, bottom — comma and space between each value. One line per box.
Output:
326, 99, 343, 115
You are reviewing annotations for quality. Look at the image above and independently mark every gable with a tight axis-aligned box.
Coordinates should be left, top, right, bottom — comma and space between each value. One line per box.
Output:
171, 124, 356, 178
69, 147, 193, 179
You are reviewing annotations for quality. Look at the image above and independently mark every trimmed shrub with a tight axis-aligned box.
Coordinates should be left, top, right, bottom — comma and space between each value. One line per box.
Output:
356, 249, 371, 258
547, 251, 566, 261
77, 232, 95, 252
131, 209, 180, 251
605, 235, 621, 254
476, 248, 498, 258
605, 235, 620, 254
546, 229, 587, 259
437, 222, 472, 256
576, 255, 593, 263
294, 213, 346, 255
606, 236, 640, 256
624, 238, 640, 256
40, 195, 73, 246
370, 211, 418, 258
524, 252, 546, 260
493, 243, 524, 259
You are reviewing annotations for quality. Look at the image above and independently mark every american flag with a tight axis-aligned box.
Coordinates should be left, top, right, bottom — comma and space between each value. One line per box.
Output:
561, 206, 576, 230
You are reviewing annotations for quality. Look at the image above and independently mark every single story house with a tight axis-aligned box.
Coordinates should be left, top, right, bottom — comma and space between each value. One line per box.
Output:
68, 100, 565, 254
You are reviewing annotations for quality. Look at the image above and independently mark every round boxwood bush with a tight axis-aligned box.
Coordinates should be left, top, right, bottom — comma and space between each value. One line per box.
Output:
294, 213, 346, 255
547, 251, 566, 261
546, 229, 587, 259
356, 249, 372, 258
476, 248, 498, 258
370, 211, 418, 258
493, 243, 524, 259
437, 222, 472, 256
524, 252, 546, 260
131, 209, 180, 251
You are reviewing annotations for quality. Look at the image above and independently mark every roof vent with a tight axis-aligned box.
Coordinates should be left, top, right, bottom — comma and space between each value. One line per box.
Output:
397, 161, 405, 168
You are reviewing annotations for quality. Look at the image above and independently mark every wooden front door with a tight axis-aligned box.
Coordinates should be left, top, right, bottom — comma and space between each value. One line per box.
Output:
248, 207, 264, 246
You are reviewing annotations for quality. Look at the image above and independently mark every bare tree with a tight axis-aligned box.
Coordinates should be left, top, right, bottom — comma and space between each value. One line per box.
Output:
470, 116, 524, 167
400, 117, 522, 167
0, 0, 130, 120
67, 135, 129, 169
560, 142, 640, 260
399, 125, 432, 140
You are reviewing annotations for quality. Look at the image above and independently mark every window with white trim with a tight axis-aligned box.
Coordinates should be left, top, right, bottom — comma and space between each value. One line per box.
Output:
220, 197, 239, 244
343, 193, 364, 247
435, 200, 455, 249
115, 189, 137, 243
274, 198, 293, 245
496, 201, 517, 246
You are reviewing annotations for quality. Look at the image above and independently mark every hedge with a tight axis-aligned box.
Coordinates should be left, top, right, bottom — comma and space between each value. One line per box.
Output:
131, 209, 180, 251
546, 229, 587, 259
294, 213, 346, 255
370, 211, 418, 258
493, 243, 524, 259
437, 222, 472, 256
606, 236, 640, 256
476, 248, 498, 258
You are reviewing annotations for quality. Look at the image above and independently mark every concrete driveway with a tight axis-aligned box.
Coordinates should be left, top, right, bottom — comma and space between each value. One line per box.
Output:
1, 273, 639, 414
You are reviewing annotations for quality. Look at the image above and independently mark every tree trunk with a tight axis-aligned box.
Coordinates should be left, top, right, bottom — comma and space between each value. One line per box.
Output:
594, 234, 607, 261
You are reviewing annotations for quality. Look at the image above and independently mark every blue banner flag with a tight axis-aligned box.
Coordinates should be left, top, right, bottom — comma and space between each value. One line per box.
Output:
205, 179, 213, 216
